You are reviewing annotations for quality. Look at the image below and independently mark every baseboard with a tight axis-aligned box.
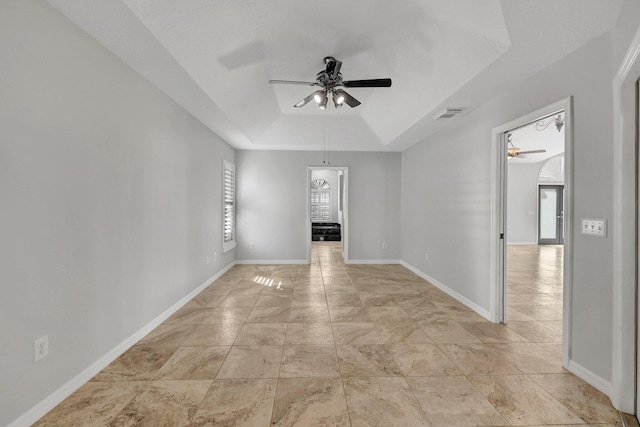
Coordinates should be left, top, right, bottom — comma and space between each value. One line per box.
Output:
400, 261, 492, 321
347, 259, 401, 264
235, 259, 308, 265
8, 262, 236, 427
236, 259, 403, 266
567, 359, 612, 397
507, 242, 537, 246
620, 412, 640, 427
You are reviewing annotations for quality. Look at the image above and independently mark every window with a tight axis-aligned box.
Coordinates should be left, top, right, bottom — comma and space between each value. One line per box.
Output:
310, 179, 331, 221
222, 160, 236, 252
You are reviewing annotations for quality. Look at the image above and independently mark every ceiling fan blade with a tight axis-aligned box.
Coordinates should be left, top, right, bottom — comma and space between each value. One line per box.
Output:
517, 149, 547, 155
341, 90, 361, 108
293, 91, 321, 108
343, 78, 392, 88
269, 79, 318, 86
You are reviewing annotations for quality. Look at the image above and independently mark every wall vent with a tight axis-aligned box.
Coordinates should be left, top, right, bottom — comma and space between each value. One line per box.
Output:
433, 108, 463, 120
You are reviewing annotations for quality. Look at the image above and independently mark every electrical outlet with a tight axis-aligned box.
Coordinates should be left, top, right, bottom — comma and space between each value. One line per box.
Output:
581, 218, 607, 237
213, 252, 217, 261
382, 242, 387, 250
250, 242, 255, 250
34, 335, 48, 362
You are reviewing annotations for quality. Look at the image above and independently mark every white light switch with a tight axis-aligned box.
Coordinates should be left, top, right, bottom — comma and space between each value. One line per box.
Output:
581, 218, 607, 237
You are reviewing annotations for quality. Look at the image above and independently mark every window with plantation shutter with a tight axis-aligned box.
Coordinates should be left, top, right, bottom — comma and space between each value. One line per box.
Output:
222, 160, 236, 252
310, 179, 331, 221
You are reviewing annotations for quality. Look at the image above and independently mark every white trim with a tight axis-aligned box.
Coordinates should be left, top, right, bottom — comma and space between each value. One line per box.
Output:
490, 98, 574, 369
7, 262, 236, 427
235, 259, 308, 265
506, 242, 538, 246
307, 166, 349, 264
210, 259, 403, 265
490, 130, 507, 324
401, 261, 492, 321
567, 360, 613, 397
347, 259, 402, 265
612, 22, 640, 413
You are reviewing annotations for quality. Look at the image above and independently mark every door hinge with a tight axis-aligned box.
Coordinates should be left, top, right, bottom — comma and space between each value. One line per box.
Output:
499, 233, 504, 239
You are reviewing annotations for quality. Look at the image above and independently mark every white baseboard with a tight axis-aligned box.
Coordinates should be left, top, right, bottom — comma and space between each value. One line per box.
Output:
567, 360, 612, 397
8, 262, 236, 427
507, 242, 538, 246
347, 259, 401, 264
235, 259, 402, 266
400, 261, 492, 321
235, 259, 308, 265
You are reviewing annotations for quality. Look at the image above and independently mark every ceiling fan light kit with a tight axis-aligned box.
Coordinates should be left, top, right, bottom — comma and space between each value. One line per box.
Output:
269, 56, 392, 109
318, 94, 328, 109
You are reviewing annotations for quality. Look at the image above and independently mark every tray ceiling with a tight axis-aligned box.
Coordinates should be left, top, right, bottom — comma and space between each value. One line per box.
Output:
48, 0, 623, 151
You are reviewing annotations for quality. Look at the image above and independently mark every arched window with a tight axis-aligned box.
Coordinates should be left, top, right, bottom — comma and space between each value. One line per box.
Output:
538, 154, 564, 183
310, 179, 331, 221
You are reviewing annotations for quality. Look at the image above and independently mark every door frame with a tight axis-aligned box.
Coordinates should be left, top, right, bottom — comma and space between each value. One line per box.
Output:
306, 166, 349, 264
490, 97, 573, 370
612, 22, 640, 413
538, 184, 565, 245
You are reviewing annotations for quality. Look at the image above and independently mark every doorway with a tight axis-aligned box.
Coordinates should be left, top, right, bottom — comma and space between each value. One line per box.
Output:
538, 185, 565, 245
490, 97, 573, 368
306, 166, 349, 264
504, 113, 566, 335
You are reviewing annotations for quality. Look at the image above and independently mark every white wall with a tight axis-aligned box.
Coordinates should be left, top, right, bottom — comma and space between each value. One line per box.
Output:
0, 1, 235, 425
311, 169, 340, 223
236, 150, 401, 262
401, 18, 640, 389
506, 163, 541, 244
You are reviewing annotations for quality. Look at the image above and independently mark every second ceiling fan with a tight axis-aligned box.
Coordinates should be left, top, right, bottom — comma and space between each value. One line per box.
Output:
268, 56, 392, 109
507, 134, 546, 159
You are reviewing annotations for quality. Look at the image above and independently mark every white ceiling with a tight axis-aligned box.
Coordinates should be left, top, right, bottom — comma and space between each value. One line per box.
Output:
48, 0, 623, 152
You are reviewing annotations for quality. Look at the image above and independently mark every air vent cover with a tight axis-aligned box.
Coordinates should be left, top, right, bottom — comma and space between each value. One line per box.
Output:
433, 108, 463, 120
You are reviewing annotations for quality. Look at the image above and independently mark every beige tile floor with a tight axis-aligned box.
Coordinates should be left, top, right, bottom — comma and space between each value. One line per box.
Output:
35, 243, 621, 426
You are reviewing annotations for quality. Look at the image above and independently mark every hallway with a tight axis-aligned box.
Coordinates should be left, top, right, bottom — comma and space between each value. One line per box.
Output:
506, 245, 564, 355
36, 243, 619, 426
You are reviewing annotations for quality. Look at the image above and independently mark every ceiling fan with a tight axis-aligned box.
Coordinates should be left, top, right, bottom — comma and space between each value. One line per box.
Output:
268, 56, 392, 109
507, 134, 546, 159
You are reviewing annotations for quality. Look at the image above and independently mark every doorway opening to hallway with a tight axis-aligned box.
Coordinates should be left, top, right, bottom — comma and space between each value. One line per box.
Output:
491, 97, 573, 368
306, 166, 349, 264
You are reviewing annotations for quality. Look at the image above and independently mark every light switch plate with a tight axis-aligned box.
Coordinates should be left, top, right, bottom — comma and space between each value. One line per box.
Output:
581, 218, 607, 237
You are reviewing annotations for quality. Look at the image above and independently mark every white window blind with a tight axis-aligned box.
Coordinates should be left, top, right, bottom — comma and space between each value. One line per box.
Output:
223, 160, 236, 251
